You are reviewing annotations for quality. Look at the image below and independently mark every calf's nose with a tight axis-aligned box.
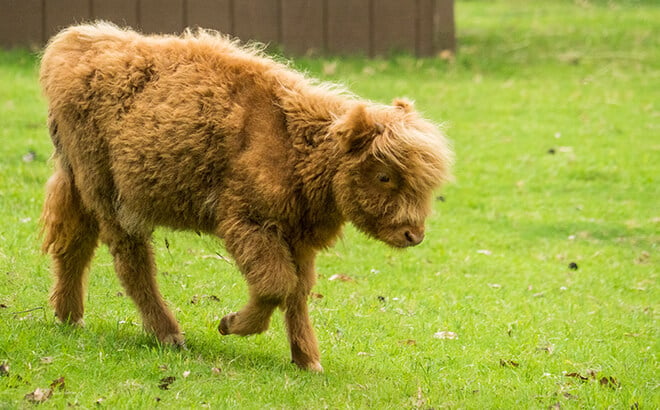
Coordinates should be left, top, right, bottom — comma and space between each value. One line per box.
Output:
403, 228, 425, 246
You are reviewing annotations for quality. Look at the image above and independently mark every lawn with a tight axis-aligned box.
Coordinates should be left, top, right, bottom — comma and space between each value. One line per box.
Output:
0, 0, 658, 408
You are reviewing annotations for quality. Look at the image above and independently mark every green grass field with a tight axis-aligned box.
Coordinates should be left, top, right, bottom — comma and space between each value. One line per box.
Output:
1, 0, 658, 408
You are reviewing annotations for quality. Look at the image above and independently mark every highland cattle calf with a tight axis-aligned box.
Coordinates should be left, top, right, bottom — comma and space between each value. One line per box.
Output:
39, 23, 452, 371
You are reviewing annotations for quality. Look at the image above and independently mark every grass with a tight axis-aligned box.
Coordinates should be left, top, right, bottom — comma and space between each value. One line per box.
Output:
0, 0, 658, 408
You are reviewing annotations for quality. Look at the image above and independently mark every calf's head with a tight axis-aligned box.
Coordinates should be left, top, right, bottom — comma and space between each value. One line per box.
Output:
331, 99, 453, 248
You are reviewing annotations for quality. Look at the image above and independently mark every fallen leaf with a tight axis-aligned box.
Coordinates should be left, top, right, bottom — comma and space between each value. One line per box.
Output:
476, 249, 492, 255
558, 51, 581, 65
322, 61, 338, 76
0, 303, 7, 308
41, 357, 54, 364
200, 253, 231, 263
565, 370, 621, 389
158, 376, 176, 390
362, 66, 376, 75
499, 359, 520, 368
599, 376, 619, 389
538, 344, 555, 354
158, 364, 168, 371
399, 339, 417, 346
50, 376, 65, 391
565, 372, 590, 381
635, 251, 650, 265
24, 387, 53, 403
633, 278, 653, 291
357, 352, 373, 357
191, 294, 221, 304
329, 274, 354, 282
192, 294, 220, 304
182, 370, 191, 378
310, 292, 324, 299
211, 367, 222, 375
565, 369, 601, 382
414, 386, 427, 408
438, 49, 455, 62
0, 362, 9, 376
433, 331, 458, 340
488, 283, 502, 289
22, 150, 36, 163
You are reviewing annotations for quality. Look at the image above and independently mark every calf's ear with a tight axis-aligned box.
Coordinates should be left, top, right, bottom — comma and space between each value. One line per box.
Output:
333, 103, 383, 153
392, 98, 414, 113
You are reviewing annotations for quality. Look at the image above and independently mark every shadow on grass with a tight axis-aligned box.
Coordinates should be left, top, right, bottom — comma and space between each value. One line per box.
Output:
33, 319, 304, 373
5, 315, 376, 379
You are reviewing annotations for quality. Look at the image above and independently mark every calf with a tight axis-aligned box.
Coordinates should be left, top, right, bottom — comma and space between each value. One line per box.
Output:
40, 23, 453, 371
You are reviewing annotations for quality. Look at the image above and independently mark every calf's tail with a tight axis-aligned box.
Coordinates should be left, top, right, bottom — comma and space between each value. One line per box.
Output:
41, 160, 79, 255
40, 115, 90, 256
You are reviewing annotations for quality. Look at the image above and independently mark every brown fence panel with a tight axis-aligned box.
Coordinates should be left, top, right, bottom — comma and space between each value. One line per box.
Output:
187, 0, 232, 34
0, 0, 43, 48
434, 0, 456, 53
233, 0, 280, 45
372, 0, 416, 56
45, 0, 91, 39
139, 0, 185, 34
281, 0, 324, 55
1, 0, 455, 56
326, 0, 370, 56
417, 0, 434, 56
92, 0, 138, 29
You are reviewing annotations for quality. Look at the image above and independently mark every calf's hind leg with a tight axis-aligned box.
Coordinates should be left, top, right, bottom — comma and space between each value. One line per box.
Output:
100, 223, 184, 346
42, 168, 99, 325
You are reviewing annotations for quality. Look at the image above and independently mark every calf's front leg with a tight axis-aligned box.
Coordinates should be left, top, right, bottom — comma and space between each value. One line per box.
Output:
218, 220, 323, 371
218, 221, 297, 337
285, 249, 322, 372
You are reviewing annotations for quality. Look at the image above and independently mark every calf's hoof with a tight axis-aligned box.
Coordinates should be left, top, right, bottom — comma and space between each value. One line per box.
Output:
55, 312, 85, 327
218, 312, 237, 335
293, 359, 324, 373
61, 317, 85, 327
161, 332, 186, 348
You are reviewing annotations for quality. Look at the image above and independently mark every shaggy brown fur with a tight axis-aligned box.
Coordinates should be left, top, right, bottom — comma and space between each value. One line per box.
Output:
39, 22, 453, 371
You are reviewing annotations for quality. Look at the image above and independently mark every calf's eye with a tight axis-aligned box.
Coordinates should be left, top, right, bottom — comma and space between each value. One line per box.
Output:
378, 174, 391, 183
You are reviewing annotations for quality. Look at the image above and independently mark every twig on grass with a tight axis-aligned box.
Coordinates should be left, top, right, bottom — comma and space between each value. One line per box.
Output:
6, 306, 44, 316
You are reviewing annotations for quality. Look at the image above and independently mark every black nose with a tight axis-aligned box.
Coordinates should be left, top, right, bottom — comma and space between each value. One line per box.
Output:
404, 230, 424, 246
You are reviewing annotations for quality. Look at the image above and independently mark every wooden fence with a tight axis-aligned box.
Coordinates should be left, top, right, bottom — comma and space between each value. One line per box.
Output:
0, 0, 455, 57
